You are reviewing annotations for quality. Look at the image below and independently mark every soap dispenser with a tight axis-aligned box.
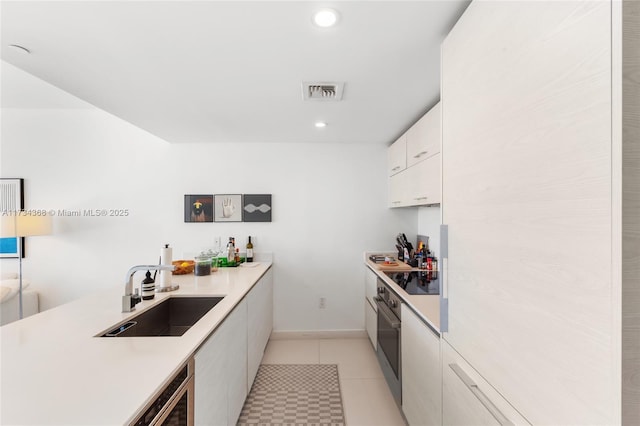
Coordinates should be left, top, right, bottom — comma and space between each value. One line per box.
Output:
141, 270, 155, 300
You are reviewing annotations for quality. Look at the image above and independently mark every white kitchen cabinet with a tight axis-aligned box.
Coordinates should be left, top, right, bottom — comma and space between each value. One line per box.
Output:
226, 300, 248, 424
194, 299, 248, 426
365, 266, 378, 305
389, 154, 440, 208
407, 102, 440, 167
389, 169, 410, 208
247, 268, 273, 390
441, 0, 639, 424
406, 153, 440, 206
442, 340, 529, 426
387, 133, 407, 176
364, 266, 378, 349
365, 300, 376, 349
388, 102, 441, 208
194, 318, 230, 425
401, 304, 441, 426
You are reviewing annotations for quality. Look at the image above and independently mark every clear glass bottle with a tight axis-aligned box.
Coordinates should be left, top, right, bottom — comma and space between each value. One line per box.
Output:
227, 237, 235, 266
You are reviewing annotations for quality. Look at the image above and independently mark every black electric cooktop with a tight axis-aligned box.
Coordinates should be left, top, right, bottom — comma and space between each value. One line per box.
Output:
384, 270, 439, 295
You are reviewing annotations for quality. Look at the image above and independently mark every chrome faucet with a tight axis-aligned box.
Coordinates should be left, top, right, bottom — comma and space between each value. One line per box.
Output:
123, 264, 175, 312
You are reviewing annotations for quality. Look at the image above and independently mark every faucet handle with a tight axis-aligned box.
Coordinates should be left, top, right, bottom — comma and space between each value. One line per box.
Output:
122, 290, 142, 313
132, 289, 142, 306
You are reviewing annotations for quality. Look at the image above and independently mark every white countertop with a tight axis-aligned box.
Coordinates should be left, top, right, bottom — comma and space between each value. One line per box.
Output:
0, 262, 272, 426
365, 254, 440, 333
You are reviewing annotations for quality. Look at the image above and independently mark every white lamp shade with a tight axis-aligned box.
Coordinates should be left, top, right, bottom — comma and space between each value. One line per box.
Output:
0, 215, 52, 237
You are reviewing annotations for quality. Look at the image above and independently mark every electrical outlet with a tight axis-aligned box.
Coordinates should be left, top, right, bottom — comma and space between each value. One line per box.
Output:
319, 297, 326, 309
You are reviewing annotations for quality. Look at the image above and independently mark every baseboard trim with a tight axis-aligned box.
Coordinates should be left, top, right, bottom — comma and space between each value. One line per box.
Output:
270, 329, 367, 340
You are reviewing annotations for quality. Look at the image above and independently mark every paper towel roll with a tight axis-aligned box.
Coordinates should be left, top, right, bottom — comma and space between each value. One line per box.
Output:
160, 244, 173, 288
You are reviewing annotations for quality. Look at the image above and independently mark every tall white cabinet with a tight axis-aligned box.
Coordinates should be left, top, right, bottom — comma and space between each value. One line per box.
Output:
440, 1, 639, 424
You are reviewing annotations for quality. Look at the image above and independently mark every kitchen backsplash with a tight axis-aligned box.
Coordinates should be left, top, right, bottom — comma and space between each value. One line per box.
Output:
418, 206, 441, 259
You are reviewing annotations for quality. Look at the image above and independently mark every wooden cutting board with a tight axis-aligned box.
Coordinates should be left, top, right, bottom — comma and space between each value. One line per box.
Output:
373, 261, 413, 271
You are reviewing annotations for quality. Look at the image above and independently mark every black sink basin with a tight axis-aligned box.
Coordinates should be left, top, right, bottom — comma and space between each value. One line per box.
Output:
100, 296, 224, 337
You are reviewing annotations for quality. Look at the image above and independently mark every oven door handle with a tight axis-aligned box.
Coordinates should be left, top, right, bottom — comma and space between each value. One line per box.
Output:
374, 297, 401, 329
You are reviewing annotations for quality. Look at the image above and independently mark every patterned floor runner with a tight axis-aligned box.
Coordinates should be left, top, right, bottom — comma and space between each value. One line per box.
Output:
237, 364, 346, 426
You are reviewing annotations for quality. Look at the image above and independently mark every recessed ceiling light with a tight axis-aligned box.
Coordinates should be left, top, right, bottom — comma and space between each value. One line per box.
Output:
7, 44, 30, 55
313, 9, 339, 28
315, 121, 327, 128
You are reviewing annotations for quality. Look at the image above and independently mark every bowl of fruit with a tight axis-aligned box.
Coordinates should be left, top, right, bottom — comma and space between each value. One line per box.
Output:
172, 260, 195, 275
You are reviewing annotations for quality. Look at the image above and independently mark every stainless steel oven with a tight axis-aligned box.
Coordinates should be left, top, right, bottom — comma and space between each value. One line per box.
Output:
132, 358, 194, 426
375, 278, 402, 406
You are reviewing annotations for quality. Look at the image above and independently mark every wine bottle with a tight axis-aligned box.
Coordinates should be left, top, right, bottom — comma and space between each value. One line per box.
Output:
246, 236, 254, 263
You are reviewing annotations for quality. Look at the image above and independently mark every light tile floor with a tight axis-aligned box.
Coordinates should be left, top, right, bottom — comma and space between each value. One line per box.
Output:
261, 337, 407, 426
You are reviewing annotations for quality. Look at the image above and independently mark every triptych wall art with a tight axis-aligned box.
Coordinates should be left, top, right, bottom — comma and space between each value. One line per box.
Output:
184, 194, 272, 223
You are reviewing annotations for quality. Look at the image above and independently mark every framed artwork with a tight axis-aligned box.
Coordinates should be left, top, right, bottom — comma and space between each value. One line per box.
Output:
243, 194, 272, 222
214, 194, 242, 222
184, 195, 213, 222
0, 178, 25, 258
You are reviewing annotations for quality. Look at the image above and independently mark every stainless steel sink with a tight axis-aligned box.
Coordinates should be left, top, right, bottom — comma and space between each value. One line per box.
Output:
99, 296, 224, 337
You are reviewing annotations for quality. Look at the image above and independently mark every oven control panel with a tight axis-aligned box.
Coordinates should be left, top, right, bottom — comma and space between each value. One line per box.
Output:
376, 279, 402, 319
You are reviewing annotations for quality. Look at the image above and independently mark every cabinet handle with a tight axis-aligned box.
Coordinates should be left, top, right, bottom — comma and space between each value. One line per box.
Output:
414, 197, 428, 200
392, 201, 402, 204
413, 150, 428, 158
440, 224, 449, 333
391, 166, 401, 171
449, 364, 515, 426
442, 258, 448, 298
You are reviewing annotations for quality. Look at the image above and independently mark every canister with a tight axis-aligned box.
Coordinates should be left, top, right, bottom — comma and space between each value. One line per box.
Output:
195, 255, 212, 276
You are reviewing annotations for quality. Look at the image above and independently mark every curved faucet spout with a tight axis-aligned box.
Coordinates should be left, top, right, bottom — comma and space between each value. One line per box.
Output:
123, 264, 175, 312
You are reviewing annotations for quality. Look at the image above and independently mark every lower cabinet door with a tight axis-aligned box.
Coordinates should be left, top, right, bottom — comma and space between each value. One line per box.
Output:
401, 304, 441, 426
442, 341, 530, 426
194, 324, 228, 426
194, 299, 248, 426
364, 267, 378, 305
247, 269, 274, 390
226, 300, 248, 424
365, 298, 377, 349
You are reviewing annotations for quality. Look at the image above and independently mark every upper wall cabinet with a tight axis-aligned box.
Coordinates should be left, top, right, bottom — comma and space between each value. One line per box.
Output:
407, 154, 440, 205
387, 133, 407, 176
388, 102, 441, 208
407, 102, 441, 167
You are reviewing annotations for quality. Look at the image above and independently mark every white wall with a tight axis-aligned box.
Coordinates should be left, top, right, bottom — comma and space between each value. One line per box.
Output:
1, 64, 418, 331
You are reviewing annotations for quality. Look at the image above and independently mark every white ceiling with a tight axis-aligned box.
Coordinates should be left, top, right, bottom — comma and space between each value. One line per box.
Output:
1, 1, 470, 145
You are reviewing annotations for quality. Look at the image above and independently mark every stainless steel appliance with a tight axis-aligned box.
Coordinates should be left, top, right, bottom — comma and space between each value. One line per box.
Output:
132, 358, 194, 426
374, 278, 402, 406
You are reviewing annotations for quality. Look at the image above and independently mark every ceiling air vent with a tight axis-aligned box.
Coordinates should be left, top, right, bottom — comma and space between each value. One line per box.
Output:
302, 82, 344, 101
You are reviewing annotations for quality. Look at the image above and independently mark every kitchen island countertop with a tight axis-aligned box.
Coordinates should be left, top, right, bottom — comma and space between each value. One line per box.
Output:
0, 262, 272, 425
